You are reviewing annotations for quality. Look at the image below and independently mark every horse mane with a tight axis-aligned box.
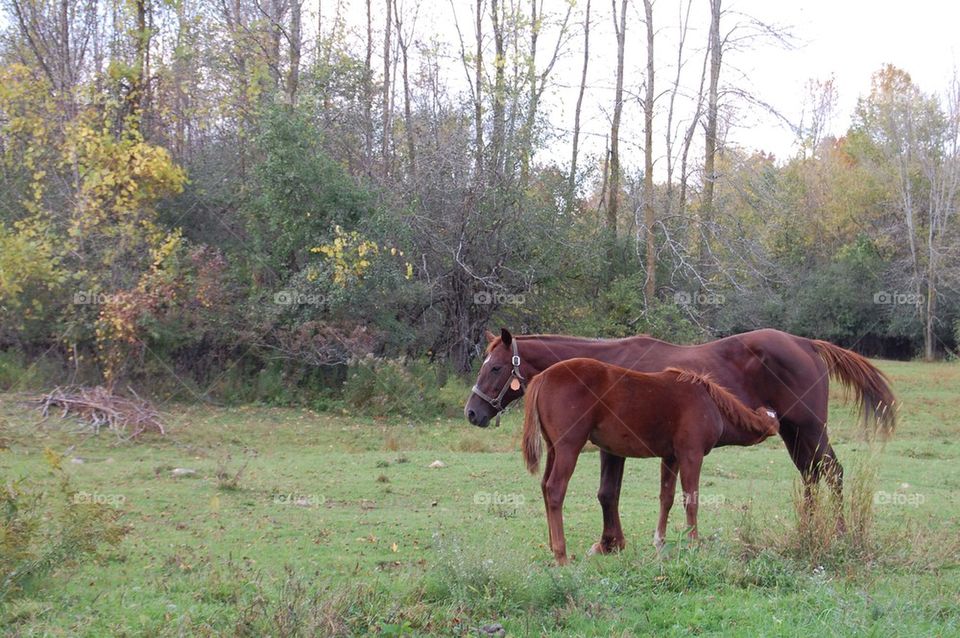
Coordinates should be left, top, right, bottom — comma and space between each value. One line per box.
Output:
665, 367, 779, 437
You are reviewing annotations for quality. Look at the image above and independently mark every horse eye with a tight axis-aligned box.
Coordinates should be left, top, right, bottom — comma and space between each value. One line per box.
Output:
491, 366, 502, 373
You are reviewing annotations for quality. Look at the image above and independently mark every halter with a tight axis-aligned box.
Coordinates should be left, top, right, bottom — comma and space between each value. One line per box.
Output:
471, 339, 526, 426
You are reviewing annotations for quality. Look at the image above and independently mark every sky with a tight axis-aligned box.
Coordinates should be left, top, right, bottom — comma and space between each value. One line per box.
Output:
4, 0, 959, 176
529, 0, 960, 173
727, 0, 960, 157
391, 0, 960, 178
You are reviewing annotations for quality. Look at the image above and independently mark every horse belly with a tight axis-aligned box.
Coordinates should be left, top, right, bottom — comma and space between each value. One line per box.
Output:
588, 426, 669, 459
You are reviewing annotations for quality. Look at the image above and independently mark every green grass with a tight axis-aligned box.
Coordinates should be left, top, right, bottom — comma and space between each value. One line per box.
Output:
1, 360, 959, 636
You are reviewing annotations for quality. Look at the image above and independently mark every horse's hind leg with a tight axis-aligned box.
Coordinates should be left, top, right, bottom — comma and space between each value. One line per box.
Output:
654, 456, 679, 550
543, 447, 581, 565
540, 448, 557, 551
780, 419, 846, 534
590, 451, 626, 555
678, 452, 704, 540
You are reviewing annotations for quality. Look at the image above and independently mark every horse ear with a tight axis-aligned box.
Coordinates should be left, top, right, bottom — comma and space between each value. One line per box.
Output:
484, 329, 496, 344
500, 328, 513, 347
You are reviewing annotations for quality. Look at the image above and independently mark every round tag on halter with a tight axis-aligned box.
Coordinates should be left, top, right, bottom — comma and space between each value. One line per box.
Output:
509, 378, 521, 391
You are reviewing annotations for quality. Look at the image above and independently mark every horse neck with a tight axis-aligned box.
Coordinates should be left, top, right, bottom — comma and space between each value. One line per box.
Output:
718, 422, 762, 446
715, 399, 773, 446
519, 337, 617, 375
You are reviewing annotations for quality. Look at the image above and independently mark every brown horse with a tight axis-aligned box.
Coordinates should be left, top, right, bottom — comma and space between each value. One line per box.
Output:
465, 328, 895, 553
522, 358, 780, 564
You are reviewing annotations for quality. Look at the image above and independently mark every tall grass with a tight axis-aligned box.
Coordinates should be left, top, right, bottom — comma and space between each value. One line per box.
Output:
1, 450, 127, 603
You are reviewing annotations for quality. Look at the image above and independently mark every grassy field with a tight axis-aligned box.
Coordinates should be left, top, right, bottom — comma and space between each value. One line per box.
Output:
1, 360, 959, 636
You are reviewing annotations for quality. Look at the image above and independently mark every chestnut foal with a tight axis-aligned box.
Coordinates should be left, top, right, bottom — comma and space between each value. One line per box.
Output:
522, 358, 779, 565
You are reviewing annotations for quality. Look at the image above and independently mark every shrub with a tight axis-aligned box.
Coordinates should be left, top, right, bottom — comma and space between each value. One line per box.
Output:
1, 450, 127, 602
422, 534, 583, 615
341, 357, 466, 419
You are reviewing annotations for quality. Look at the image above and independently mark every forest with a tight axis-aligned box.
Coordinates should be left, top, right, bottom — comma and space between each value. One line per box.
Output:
1, 0, 958, 406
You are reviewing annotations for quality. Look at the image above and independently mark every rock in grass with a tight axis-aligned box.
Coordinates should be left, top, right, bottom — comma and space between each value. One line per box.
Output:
479, 623, 505, 637
171, 468, 197, 478
428, 460, 446, 469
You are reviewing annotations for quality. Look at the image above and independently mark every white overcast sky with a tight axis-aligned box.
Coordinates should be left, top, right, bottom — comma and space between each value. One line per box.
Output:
334, 0, 960, 177
4, 0, 958, 177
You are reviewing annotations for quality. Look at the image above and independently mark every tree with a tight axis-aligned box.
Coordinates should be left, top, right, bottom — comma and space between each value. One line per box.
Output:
381, 0, 392, 174
641, 0, 655, 301
606, 0, 626, 243
287, 0, 302, 107
567, 0, 591, 210
699, 0, 721, 285
852, 66, 960, 359
393, 0, 419, 176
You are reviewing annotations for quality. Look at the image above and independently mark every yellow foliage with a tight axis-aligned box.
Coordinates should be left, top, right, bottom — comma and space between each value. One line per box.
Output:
311, 226, 413, 286
0, 223, 62, 318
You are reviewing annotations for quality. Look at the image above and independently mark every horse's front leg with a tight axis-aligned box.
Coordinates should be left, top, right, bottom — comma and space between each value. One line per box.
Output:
654, 456, 679, 550
678, 452, 704, 540
544, 449, 580, 565
589, 450, 626, 555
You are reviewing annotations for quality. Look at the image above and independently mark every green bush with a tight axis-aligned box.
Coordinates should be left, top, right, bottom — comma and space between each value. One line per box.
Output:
341, 357, 465, 419
1, 451, 127, 602
422, 535, 583, 614
0, 350, 61, 392
566, 273, 703, 343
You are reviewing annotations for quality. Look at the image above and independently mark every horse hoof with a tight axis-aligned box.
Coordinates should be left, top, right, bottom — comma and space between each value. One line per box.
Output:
588, 540, 625, 555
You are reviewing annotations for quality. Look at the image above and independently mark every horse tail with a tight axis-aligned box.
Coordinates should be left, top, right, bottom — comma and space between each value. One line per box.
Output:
522, 374, 546, 474
810, 339, 897, 436
666, 367, 780, 439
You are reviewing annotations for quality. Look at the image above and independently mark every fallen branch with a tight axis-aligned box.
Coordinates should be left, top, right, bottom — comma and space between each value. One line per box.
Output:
32, 386, 166, 440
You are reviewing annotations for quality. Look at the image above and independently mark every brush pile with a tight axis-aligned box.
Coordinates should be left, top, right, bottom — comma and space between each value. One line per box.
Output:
33, 386, 166, 440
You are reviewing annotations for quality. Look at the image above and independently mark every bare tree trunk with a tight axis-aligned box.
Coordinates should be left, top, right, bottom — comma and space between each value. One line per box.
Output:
287, 0, 302, 107
382, 0, 392, 175
59, 0, 70, 93
174, 0, 187, 156
364, 0, 374, 165
520, 0, 571, 190
700, 0, 722, 283
394, 0, 417, 176
642, 0, 655, 301
567, 0, 591, 211
520, 0, 539, 188
664, 0, 694, 220
607, 0, 626, 246
490, 0, 506, 183
679, 45, 708, 223
230, 0, 248, 177
130, 0, 147, 118
264, 0, 284, 90
474, 0, 484, 178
